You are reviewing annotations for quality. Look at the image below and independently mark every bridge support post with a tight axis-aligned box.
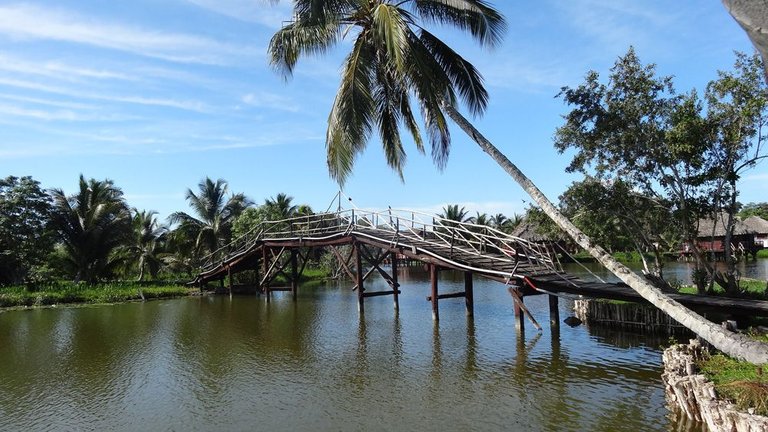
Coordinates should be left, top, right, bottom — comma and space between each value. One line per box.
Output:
548, 295, 559, 327
391, 252, 399, 310
512, 287, 524, 334
464, 271, 474, 317
430, 264, 439, 321
262, 246, 270, 303
227, 266, 233, 299
291, 248, 298, 301
355, 242, 364, 314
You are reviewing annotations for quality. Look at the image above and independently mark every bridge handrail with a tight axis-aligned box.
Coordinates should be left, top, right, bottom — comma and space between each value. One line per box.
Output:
198, 207, 563, 277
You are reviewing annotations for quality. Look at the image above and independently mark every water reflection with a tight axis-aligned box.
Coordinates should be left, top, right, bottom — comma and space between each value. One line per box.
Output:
0, 268, 703, 431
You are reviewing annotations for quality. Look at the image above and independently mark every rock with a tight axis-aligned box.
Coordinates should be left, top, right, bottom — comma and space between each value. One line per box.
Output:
563, 316, 582, 327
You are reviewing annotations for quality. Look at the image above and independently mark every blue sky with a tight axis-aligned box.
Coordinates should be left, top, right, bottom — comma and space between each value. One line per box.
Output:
0, 0, 765, 220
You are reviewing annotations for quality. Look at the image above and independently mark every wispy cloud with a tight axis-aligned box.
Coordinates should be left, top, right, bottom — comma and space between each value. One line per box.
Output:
0, 77, 210, 112
743, 173, 768, 182
183, 0, 293, 28
0, 4, 257, 64
241, 91, 299, 111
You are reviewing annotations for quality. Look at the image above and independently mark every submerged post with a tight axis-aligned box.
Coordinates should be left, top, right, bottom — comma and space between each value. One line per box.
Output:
291, 248, 298, 301
430, 264, 439, 321
355, 242, 364, 314
262, 246, 270, 303
512, 287, 524, 334
391, 251, 399, 310
548, 295, 559, 327
464, 271, 474, 317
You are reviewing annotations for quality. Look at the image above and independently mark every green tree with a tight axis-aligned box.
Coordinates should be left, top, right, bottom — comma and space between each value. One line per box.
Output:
438, 204, 470, 223
270, 3, 768, 363
50, 175, 131, 283
127, 209, 167, 281
0, 176, 54, 286
169, 177, 251, 258
739, 202, 768, 220
264, 193, 298, 220
704, 52, 768, 293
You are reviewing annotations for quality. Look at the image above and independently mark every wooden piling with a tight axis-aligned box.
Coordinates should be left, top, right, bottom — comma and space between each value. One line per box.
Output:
549, 295, 559, 327
227, 266, 233, 299
355, 242, 364, 313
464, 271, 474, 317
262, 246, 270, 303
512, 287, 524, 333
291, 248, 298, 301
391, 251, 399, 310
430, 264, 439, 321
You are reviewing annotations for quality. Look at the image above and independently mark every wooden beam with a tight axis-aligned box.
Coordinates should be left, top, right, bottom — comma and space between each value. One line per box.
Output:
362, 290, 402, 298
291, 248, 298, 301
262, 246, 270, 302
426, 291, 466, 301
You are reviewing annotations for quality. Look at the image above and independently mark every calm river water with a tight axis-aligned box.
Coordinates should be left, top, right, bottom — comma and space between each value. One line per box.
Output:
0, 267, 708, 432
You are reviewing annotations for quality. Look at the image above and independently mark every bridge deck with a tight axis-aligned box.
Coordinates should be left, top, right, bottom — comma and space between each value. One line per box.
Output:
196, 208, 768, 318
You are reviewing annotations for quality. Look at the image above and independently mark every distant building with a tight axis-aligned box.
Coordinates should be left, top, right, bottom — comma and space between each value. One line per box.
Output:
685, 213, 768, 259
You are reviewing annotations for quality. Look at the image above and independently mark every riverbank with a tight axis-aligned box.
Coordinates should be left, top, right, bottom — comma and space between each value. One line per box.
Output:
0, 282, 195, 309
663, 340, 768, 431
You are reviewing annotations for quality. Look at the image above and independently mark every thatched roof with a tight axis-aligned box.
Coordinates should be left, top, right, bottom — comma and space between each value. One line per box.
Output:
697, 213, 768, 237
511, 219, 558, 242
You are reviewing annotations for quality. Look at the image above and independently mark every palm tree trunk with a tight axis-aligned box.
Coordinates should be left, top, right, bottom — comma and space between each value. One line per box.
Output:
443, 103, 768, 364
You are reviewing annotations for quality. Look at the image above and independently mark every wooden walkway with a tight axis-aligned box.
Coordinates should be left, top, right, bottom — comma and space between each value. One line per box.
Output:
196, 207, 768, 323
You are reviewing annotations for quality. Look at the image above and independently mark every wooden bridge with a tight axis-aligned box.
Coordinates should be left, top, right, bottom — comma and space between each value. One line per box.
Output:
195, 204, 768, 330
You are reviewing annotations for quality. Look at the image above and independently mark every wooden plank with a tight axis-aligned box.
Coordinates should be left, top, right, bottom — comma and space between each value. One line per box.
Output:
362, 290, 402, 298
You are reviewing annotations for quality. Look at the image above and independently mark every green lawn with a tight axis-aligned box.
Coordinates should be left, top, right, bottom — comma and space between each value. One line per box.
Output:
678, 278, 768, 299
698, 342, 768, 416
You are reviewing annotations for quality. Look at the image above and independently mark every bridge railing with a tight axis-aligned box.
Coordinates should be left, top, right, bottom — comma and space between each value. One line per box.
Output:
199, 207, 563, 278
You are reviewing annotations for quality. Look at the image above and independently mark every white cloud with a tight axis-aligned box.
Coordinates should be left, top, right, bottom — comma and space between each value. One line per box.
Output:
184, 0, 293, 28
0, 4, 257, 64
0, 77, 210, 112
241, 91, 298, 111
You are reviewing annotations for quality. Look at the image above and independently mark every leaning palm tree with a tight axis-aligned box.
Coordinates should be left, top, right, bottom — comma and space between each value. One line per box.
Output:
50, 175, 131, 283
269, 1, 768, 363
169, 177, 251, 257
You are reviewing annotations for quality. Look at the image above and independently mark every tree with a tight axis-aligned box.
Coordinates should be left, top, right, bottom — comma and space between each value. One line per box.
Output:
704, 52, 768, 293
270, 3, 768, 363
50, 175, 131, 283
127, 209, 167, 281
168, 177, 251, 258
438, 204, 470, 223
0, 176, 54, 286
739, 202, 768, 220
264, 193, 298, 220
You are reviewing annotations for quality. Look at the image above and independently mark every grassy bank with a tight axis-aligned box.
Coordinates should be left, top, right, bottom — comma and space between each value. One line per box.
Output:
697, 334, 768, 416
678, 278, 768, 299
0, 282, 194, 308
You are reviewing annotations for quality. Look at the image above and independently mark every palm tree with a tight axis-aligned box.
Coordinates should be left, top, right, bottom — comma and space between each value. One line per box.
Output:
269, 1, 768, 362
128, 209, 167, 282
168, 177, 251, 257
50, 175, 131, 283
438, 204, 470, 223
491, 213, 507, 229
471, 212, 491, 226
264, 193, 298, 219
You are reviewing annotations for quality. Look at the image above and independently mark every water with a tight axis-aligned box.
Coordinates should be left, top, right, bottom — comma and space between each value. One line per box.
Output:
0, 268, 699, 431
563, 258, 768, 285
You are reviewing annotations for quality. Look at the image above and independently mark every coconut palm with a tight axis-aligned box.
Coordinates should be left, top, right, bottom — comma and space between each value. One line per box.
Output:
50, 175, 131, 283
438, 204, 470, 223
168, 177, 251, 257
128, 209, 167, 281
264, 193, 298, 219
490, 213, 507, 229
269, 1, 768, 362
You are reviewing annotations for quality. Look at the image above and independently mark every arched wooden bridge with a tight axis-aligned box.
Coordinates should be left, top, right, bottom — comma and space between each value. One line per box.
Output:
195, 205, 768, 329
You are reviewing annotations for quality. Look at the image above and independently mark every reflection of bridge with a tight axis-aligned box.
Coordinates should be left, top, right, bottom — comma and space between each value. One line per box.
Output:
195, 206, 768, 330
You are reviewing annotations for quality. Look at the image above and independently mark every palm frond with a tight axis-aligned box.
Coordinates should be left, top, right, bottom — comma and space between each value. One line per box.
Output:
413, 0, 506, 47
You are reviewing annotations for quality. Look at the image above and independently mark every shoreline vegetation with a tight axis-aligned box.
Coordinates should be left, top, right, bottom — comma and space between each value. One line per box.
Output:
0, 267, 331, 310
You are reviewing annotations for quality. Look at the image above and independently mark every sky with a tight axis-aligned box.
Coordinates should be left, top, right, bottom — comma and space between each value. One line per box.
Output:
0, 0, 766, 221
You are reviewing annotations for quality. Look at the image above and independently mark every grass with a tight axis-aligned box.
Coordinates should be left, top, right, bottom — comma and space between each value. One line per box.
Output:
678, 278, 768, 299
757, 250, 768, 259
697, 343, 768, 416
0, 282, 194, 308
